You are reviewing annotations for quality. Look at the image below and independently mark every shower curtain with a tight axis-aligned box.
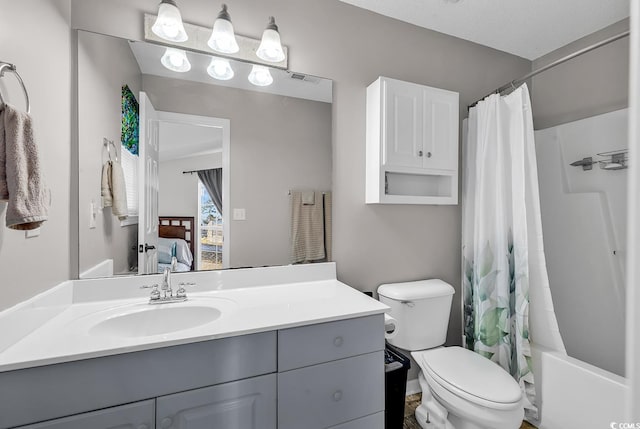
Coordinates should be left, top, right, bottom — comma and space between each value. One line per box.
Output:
462, 83, 564, 420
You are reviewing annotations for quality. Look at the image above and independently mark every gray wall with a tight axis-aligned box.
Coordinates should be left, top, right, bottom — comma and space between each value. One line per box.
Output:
70, 0, 531, 347
0, 0, 532, 341
0, 0, 72, 311
142, 75, 332, 269
532, 19, 629, 130
77, 31, 141, 276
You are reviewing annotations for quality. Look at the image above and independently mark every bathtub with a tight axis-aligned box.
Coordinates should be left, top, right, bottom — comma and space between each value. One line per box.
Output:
532, 344, 628, 429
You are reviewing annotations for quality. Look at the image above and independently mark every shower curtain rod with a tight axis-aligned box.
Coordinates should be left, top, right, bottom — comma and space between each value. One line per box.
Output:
468, 30, 630, 109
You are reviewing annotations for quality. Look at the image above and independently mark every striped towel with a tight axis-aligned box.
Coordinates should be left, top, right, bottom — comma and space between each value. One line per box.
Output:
290, 190, 330, 264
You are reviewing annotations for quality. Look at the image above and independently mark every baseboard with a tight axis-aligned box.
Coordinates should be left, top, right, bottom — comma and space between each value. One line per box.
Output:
406, 378, 421, 396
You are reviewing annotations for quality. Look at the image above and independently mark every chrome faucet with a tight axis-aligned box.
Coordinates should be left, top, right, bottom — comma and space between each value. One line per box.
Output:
162, 267, 172, 298
141, 268, 190, 304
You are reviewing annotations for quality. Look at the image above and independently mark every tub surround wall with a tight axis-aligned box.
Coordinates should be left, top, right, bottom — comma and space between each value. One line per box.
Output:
535, 109, 628, 376
0, 0, 72, 311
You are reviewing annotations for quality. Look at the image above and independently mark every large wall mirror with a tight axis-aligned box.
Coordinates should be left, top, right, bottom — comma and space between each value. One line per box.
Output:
77, 30, 332, 279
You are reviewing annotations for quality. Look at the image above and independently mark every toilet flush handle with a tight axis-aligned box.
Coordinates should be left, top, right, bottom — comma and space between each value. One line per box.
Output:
401, 301, 415, 307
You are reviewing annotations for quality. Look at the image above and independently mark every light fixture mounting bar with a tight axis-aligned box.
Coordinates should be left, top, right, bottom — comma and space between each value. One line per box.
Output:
144, 14, 288, 70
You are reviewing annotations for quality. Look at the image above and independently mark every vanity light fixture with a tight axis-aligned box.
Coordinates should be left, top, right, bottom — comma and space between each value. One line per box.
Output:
256, 17, 285, 63
208, 4, 240, 54
207, 58, 234, 80
248, 65, 273, 86
160, 48, 191, 72
151, 0, 188, 42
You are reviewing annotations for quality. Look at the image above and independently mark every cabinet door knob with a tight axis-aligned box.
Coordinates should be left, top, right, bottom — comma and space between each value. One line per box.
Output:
427, 151, 432, 158
333, 390, 343, 401
333, 336, 344, 347
418, 150, 423, 157
160, 417, 173, 428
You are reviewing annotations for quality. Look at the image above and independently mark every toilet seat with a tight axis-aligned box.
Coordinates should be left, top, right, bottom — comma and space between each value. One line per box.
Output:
413, 347, 522, 411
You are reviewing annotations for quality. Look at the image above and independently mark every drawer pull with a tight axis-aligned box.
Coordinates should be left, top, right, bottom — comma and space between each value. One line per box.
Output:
160, 417, 172, 428
333, 336, 344, 347
333, 390, 343, 402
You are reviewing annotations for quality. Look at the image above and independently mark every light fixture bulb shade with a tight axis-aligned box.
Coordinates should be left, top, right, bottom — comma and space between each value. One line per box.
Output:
208, 5, 240, 54
160, 48, 191, 72
248, 65, 273, 86
207, 58, 234, 80
152, 0, 189, 42
256, 17, 285, 62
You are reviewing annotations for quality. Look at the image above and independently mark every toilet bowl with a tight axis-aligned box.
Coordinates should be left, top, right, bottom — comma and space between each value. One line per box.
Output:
377, 280, 524, 429
412, 347, 524, 429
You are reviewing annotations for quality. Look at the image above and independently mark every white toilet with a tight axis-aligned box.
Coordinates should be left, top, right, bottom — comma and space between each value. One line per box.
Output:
378, 279, 524, 429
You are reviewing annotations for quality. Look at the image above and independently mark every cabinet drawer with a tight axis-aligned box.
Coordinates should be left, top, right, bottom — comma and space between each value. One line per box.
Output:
278, 352, 384, 429
278, 315, 384, 371
16, 400, 154, 429
157, 374, 276, 429
328, 412, 384, 429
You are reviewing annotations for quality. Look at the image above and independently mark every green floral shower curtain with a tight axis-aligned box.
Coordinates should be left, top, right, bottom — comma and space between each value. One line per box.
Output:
462, 84, 541, 420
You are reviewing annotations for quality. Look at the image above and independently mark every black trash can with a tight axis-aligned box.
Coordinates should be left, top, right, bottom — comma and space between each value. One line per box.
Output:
384, 343, 411, 429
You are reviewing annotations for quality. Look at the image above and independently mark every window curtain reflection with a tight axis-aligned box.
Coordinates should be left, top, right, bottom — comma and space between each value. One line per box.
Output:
197, 168, 223, 216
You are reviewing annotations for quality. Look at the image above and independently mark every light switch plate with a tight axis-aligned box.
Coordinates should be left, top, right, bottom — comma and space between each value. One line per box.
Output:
25, 228, 40, 238
89, 200, 97, 229
233, 208, 246, 221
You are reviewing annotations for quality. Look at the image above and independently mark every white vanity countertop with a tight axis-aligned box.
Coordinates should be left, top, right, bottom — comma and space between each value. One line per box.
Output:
0, 277, 388, 372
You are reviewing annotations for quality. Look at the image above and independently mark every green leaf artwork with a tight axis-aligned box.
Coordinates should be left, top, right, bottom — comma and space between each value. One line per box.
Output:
121, 85, 139, 155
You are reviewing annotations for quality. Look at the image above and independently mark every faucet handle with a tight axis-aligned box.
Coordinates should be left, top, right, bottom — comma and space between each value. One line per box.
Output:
176, 283, 187, 298
150, 285, 161, 301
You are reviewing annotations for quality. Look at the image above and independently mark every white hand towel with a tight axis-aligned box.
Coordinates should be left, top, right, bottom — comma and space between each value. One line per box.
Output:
109, 160, 128, 220
0, 103, 49, 230
101, 161, 113, 208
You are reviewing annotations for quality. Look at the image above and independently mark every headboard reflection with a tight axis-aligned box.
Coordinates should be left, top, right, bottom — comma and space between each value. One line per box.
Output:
159, 216, 195, 271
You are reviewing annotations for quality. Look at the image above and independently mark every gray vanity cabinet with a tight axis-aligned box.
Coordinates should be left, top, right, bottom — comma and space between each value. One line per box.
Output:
3, 315, 384, 429
277, 315, 385, 429
155, 374, 277, 429
16, 400, 155, 429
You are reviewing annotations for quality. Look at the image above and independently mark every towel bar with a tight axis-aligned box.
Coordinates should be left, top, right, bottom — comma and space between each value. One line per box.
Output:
104, 138, 118, 162
0, 61, 30, 114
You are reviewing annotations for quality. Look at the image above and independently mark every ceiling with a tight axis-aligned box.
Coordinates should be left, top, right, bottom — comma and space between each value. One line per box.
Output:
159, 121, 222, 162
339, 0, 629, 60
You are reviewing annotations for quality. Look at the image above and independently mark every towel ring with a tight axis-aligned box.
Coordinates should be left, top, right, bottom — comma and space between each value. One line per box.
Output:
0, 62, 30, 114
104, 138, 118, 163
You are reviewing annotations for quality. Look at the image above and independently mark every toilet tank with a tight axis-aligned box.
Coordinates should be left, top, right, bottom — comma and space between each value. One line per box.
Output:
378, 279, 455, 351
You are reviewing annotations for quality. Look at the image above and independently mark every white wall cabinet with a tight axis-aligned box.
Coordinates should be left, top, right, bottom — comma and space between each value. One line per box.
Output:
366, 76, 459, 204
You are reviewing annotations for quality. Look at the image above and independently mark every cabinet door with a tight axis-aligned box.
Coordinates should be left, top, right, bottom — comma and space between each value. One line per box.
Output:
17, 400, 154, 429
383, 78, 423, 168
422, 86, 459, 171
278, 352, 384, 429
156, 374, 276, 429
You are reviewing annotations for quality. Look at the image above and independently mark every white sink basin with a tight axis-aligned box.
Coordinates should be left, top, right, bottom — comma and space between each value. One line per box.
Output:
78, 297, 238, 339
88, 305, 222, 338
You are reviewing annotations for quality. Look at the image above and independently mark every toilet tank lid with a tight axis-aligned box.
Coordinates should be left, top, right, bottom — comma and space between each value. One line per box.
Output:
378, 279, 455, 301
